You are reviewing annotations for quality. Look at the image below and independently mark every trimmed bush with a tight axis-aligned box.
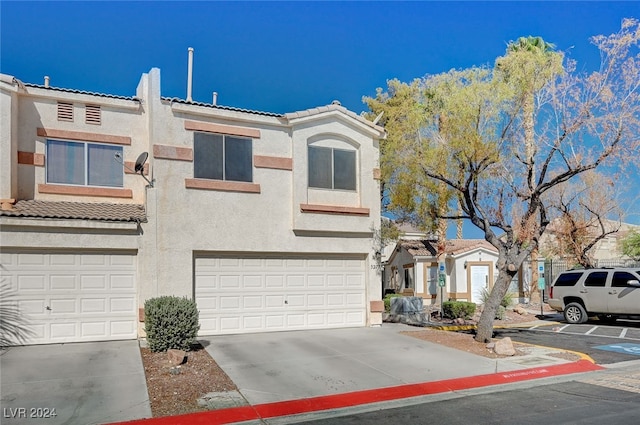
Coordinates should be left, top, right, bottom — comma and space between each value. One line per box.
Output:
383, 293, 402, 312
144, 296, 200, 352
442, 301, 476, 319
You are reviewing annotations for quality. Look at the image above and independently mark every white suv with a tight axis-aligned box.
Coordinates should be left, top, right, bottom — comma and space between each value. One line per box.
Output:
547, 268, 640, 324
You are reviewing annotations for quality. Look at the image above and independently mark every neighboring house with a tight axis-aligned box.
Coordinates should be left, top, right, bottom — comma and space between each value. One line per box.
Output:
0, 67, 385, 345
383, 239, 498, 304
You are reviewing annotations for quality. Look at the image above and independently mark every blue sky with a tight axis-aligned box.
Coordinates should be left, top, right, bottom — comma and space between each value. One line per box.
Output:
1, 1, 638, 235
2, 1, 637, 114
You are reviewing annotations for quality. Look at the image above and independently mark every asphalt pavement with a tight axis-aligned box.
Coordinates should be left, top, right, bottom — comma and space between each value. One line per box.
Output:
1, 320, 611, 425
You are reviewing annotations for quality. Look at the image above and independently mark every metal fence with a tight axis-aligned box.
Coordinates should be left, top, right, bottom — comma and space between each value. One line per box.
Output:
515, 258, 640, 303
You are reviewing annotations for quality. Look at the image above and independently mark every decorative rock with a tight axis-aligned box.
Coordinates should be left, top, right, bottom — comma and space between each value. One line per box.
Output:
167, 349, 186, 365
485, 342, 496, 349
453, 318, 466, 325
513, 306, 527, 315
493, 337, 516, 356
390, 296, 423, 314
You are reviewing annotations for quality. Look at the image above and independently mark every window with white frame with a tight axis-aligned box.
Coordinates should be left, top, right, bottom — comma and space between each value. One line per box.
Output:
308, 145, 356, 190
46, 139, 123, 187
193, 132, 253, 182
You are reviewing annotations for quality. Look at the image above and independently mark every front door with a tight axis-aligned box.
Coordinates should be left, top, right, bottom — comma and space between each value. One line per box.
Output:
470, 265, 490, 304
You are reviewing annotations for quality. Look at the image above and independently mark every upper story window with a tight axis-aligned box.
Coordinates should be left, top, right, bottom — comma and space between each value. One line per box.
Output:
308, 146, 356, 191
46, 139, 123, 187
193, 132, 253, 182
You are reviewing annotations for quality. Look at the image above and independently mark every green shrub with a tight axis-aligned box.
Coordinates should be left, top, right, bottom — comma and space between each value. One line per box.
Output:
495, 305, 506, 320
144, 296, 200, 352
479, 287, 513, 308
383, 293, 402, 312
442, 301, 476, 319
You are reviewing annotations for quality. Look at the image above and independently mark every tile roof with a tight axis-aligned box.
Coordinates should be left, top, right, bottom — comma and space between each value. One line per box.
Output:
163, 97, 283, 117
445, 239, 498, 255
399, 239, 497, 258
284, 102, 385, 133
0, 200, 146, 223
400, 239, 438, 257
24, 83, 138, 101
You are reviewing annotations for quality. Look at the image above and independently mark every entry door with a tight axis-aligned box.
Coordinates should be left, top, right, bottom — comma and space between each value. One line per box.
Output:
470, 265, 489, 304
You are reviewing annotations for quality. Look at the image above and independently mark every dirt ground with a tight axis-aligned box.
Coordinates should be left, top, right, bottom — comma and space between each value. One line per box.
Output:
140, 343, 237, 418
139, 303, 567, 418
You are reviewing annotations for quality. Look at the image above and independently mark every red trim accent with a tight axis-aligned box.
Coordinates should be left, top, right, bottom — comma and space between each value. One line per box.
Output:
300, 204, 370, 216
37, 128, 131, 145
184, 120, 261, 139
152, 145, 193, 161
38, 184, 133, 198
17, 151, 45, 166
254, 155, 293, 170
185, 178, 261, 193
108, 360, 602, 425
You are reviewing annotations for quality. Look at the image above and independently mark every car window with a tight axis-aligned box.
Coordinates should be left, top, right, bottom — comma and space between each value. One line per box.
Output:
553, 272, 582, 287
612, 272, 638, 287
584, 271, 608, 287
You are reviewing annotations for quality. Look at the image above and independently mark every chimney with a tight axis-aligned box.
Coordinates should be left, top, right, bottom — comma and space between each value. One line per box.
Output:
212, 92, 218, 106
186, 47, 194, 102
44, 76, 50, 88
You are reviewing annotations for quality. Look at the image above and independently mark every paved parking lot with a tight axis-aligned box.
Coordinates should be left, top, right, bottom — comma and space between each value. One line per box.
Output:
529, 320, 640, 341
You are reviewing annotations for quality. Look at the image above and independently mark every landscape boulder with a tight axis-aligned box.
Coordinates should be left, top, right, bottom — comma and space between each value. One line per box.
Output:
167, 348, 187, 365
493, 337, 516, 356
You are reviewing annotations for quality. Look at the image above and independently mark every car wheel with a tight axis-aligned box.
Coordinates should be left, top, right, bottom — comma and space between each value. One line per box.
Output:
564, 302, 588, 324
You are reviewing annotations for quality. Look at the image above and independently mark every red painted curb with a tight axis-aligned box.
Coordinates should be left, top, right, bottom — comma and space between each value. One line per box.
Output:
111, 360, 603, 425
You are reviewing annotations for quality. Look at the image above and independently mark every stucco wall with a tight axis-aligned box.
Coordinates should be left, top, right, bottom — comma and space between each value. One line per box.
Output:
0, 68, 383, 328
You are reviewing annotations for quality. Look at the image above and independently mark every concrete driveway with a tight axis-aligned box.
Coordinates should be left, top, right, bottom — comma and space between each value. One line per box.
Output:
200, 323, 529, 405
0, 340, 151, 425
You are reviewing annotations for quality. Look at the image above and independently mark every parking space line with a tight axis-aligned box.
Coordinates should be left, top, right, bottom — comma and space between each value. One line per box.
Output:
559, 324, 571, 332
620, 328, 628, 338
585, 326, 599, 335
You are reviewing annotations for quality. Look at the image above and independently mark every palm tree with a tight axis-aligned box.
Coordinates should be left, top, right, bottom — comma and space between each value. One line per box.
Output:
496, 36, 563, 302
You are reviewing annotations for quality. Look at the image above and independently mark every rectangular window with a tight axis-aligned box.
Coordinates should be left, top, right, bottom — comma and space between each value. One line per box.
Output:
584, 271, 608, 287
193, 132, 252, 182
46, 139, 123, 187
308, 146, 356, 190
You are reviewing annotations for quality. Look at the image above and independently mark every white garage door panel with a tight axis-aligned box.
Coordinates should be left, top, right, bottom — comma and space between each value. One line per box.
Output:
196, 256, 366, 335
1, 252, 137, 344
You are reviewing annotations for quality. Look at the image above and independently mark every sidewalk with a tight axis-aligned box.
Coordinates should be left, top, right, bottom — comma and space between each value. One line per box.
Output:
109, 322, 601, 425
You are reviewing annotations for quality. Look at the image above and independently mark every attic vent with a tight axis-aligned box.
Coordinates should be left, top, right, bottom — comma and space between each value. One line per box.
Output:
85, 104, 101, 125
57, 102, 73, 121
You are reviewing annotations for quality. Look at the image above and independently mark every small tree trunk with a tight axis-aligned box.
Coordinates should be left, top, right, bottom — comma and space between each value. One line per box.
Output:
475, 269, 516, 343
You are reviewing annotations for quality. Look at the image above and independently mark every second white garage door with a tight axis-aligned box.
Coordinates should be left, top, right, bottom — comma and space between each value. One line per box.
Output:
195, 255, 366, 335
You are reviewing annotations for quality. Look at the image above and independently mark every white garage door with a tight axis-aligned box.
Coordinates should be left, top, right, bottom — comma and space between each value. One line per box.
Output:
195, 255, 366, 335
1, 251, 138, 344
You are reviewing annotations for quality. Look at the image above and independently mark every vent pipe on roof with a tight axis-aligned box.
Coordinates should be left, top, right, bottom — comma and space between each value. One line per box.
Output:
44, 76, 50, 88
186, 47, 194, 102
212, 91, 218, 106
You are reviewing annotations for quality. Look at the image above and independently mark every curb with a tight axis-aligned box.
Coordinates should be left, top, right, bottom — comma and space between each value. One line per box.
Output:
431, 320, 562, 332
109, 360, 603, 425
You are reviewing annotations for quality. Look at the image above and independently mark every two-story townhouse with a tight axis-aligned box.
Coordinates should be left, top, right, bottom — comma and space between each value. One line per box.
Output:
0, 68, 385, 345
